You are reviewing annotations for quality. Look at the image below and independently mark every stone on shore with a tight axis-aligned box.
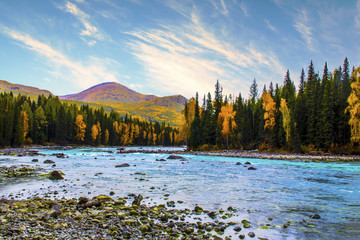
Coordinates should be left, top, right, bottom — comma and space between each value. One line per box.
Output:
49, 170, 64, 180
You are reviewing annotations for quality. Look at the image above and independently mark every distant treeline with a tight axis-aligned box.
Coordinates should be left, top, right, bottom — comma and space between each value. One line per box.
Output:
0, 93, 180, 147
181, 58, 360, 154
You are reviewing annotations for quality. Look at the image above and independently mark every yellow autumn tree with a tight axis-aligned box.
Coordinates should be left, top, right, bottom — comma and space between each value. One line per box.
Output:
91, 124, 99, 142
104, 129, 109, 145
262, 92, 276, 130
74, 114, 86, 141
279, 98, 291, 144
91, 121, 102, 144
346, 67, 360, 143
20, 111, 29, 140
218, 104, 237, 148
178, 98, 197, 143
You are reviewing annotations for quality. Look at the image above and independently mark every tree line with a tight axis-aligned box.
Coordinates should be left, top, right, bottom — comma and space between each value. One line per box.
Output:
181, 58, 360, 154
0, 93, 180, 147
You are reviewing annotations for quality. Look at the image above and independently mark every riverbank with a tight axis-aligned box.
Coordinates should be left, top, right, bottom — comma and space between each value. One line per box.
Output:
2, 145, 360, 162
0, 194, 271, 240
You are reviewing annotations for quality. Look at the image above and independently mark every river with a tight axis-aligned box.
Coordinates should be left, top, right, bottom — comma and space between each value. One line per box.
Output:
1, 146, 359, 239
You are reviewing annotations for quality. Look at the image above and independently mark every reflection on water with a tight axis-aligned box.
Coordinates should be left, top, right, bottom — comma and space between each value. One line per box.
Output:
1, 146, 360, 240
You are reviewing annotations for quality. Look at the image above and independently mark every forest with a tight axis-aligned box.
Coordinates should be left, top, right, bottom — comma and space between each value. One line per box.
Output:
0, 93, 179, 147
181, 58, 360, 154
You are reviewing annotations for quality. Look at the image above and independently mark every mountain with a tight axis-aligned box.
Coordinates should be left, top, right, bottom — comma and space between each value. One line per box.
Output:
0, 80, 53, 98
0, 80, 187, 125
59, 82, 157, 103
60, 82, 187, 126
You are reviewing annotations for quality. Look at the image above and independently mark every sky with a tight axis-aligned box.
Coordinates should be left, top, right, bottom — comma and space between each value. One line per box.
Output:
0, 0, 359, 99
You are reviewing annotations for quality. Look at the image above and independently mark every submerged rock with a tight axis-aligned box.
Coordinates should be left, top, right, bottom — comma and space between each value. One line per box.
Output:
115, 163, 130, 167
310, 214, 321, 219
167, 155, 184, 159
44, 159, 55, 164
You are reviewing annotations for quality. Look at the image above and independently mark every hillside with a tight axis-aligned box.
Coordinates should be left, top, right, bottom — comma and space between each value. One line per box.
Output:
60, 82, 187, 126
0, 80, 53, 98
59, 82, 157, 103
0, 80, 187, 126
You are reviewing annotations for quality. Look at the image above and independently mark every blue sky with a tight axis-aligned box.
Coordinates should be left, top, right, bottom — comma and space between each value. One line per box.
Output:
0, 0, 359, 99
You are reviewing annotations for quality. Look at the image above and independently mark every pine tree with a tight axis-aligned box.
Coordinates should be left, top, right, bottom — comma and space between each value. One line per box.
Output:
295, 68, 307, 144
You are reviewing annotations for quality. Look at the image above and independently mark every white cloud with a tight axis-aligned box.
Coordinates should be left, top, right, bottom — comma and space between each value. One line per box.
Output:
220, 0, 229, 15
239, 2, 248, 17
293, 9, 315, 51
356, 0, 360, 28
265, 19, 277, 32
1, 27, 118, 92
62, 1, 104, 43
209, 0, 229, 16
126, 11, 285, 98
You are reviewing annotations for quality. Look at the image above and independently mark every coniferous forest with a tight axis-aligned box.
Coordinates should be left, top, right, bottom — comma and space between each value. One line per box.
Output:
0, 93, 179, 147
181, 58, 360, 154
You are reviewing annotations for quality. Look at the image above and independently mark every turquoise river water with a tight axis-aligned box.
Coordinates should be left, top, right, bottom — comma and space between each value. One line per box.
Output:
0, 146, 359, 239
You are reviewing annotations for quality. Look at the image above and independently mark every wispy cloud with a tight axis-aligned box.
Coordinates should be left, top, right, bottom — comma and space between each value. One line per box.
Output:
239, 2, 248, 17
265, 19, 277, 32
127, 10, 285, 97
356, 0, 360, 28
209, 0, 229, 16
293, 9, 315, 51
220, 0, 228, 15
61, 1, 104, 44
1, 26, 118, 92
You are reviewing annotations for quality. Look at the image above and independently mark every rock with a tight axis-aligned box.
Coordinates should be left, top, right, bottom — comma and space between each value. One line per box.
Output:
208, 211, 217, 219
52, 153, 65, 158
140, 224, 152, 233
248, 167, 257, 170
49, 170, 64, 180
233, 226, 242, 232
248, 232, 255, 238
194, 205, 203, 214
109, 191, 115, 196
167, 155, 184, 159
310, 214, 321, 219
44, 160, 55, 164
268, 217, 273, 221
77, 200, 104, 209
239, 234, 245, 239
115, 163, 130, 167
184, 227, 194, 234
160, 214, 169, 222
132, 194, 143, 206
244, 161, 251, 165
235, 162, 241, 165
156, 159, 166, 161
78, 197, 89, 205
50, 209, 62, 218
32, 159, 39, 162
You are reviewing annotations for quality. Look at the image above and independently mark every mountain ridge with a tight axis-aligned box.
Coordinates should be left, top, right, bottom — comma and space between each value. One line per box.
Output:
59, 82, 158, 103
0, 79, 53, 98
0, 80, 186, 126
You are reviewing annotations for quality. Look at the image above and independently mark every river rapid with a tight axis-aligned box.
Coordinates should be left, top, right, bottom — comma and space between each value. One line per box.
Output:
1, 146, 359, 240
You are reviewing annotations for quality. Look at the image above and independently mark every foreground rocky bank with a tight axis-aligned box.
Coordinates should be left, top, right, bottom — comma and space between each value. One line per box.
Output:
0, 194, 273, 240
